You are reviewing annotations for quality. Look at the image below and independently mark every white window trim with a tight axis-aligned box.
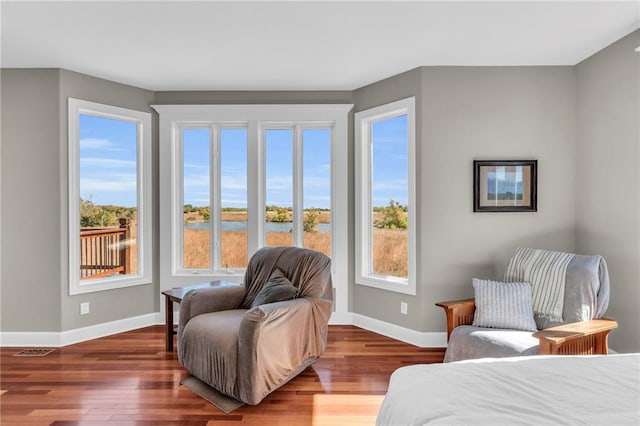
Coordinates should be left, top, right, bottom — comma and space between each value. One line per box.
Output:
174, 123, 248, 275
259, 122, 336, 249
68, 98, 152, 295
355, 97, 416, 295
153, 104, 352, 318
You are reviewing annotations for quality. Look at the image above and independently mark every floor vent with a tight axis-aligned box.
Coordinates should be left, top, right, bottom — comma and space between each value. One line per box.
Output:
13, 348, 55, 357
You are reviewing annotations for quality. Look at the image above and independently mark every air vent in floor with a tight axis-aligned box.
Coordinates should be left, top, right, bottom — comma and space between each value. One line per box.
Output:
13, 348, 55, 357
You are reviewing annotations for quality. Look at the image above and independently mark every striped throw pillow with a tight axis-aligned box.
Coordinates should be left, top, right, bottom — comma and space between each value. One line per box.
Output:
472, 278, 538, 332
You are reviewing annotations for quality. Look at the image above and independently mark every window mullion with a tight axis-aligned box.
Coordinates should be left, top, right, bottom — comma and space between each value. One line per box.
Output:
177, 127, 186, 272
251, 122, 264, 255
211, 125, 221, 272
365, 122, 374, 277
293, 125, 304, 247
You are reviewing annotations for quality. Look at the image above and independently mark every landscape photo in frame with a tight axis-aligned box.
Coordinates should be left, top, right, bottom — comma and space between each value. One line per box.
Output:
473, 160, 537, 212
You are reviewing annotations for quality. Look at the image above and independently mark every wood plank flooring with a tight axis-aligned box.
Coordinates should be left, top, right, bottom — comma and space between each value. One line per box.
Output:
1, 325, 444, 425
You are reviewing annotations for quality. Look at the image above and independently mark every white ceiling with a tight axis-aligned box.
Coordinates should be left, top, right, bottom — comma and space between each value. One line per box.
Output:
2, 1, 639, 91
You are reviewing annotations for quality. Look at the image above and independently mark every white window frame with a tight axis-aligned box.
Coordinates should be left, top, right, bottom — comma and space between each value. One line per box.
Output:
260, 122, 334, 249
68, 98, 152, 295
355, 97, 416, 295
175, 123, 248, 275
153, 104, 351, 318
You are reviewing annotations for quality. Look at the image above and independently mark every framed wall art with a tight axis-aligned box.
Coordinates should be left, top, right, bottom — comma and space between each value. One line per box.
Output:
473, 160, 537, 212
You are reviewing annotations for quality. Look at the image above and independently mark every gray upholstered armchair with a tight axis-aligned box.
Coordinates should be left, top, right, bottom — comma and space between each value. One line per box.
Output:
437, 248, 616, 362
178, 246, 333, 405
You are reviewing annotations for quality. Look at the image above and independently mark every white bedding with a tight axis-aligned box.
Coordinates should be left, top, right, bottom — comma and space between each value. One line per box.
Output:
376, 354, 640, 425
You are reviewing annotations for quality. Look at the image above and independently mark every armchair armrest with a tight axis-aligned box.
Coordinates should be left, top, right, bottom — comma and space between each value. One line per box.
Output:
533, 318, 617, 355
237, 297, 331, 404
435, 298, 476, 341
178, 284, 246, 330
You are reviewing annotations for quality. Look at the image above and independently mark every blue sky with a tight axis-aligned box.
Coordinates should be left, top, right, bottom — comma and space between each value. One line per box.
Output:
183, 127, 333, 209
79, 114, 138, 207
80, 115, 408, 210
372, 115, 408, 207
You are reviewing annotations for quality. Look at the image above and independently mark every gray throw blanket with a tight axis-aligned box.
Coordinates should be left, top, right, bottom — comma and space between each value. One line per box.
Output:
504, 247, 610, 328
504, 247, 575, 323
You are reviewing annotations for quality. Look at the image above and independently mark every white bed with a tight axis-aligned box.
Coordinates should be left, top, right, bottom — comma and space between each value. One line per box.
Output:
377, 354, 640, 425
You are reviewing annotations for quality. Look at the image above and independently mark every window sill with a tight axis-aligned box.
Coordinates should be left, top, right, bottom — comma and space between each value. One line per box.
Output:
356, 276, 416, 295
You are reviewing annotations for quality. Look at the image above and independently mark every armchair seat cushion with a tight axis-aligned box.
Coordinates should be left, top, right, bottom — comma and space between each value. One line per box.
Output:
443, 325, 539, 363
181, 309, 248, 399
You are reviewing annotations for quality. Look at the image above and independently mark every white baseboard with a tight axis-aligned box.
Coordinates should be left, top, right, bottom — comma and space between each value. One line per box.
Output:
0, 331, 62, 347
351, 313, 447, 348
0, 310, 447, 349
328, 311, 354, 325
0, 313, 161, 347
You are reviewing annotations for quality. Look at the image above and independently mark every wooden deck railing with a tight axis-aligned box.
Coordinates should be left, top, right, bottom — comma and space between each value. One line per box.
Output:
80, 218, 131, 280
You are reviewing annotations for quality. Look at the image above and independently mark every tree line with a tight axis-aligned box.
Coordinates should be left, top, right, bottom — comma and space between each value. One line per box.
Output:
81, 197, 407, 231
80, 197, 136, 228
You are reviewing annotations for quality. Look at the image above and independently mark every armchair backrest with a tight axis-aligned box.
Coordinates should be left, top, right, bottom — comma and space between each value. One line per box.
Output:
561, 254, 610, 324
504, 247, 610, 329
240, 246, 333, 309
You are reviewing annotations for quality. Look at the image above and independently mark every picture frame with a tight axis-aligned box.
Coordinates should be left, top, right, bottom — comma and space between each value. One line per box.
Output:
473, 160, 537, 212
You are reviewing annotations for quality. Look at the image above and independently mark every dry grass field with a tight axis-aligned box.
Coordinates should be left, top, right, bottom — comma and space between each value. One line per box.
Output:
183, 230, 333, 269
371, 228, 408, 278
83, 211, 408, 278
184, 226, 407, 277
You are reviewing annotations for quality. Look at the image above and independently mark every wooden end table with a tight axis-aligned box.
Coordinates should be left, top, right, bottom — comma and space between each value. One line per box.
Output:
161, 280, 238, 351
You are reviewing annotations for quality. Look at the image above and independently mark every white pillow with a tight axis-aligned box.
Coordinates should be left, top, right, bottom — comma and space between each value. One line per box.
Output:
472, 278, 537, 332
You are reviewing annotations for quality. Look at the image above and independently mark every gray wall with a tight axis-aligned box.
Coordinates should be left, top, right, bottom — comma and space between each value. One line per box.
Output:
419, 67, 576, 333
352, 67, 576, 332
0, 69, 157, 332
575, 30, 640, 352
1, 69, 62, 331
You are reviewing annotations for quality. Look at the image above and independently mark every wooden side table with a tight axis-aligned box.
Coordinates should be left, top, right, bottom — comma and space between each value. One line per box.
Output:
161, 280, 238, 351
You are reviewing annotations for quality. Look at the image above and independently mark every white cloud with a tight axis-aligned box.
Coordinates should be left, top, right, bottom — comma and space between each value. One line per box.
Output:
184, 174, 210, 187
184, 163, 209, 170
302, 176, 330, 189
304, 195, 330, 202
220, 176, 247, 191
80, 177, 137, 192
80, 138, 123, 151
80, 157, 136, 168
266, 175, 293, 191
186, 197, 210, 205
373, 179, 408, 190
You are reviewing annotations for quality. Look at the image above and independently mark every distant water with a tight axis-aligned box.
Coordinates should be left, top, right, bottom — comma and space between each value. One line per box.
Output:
185, 220, 331, 233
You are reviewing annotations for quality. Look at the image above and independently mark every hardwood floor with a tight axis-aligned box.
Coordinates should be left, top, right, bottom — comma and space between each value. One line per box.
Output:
1, 325, 444, 425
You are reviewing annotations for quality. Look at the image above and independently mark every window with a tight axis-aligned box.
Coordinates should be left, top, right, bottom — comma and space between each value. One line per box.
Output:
302, 129, 332, 255
179, 126, 248, 274
264, 128, 294, 247
68, 98, 151, 295
355, 97, 416, 294
154, 105, 350, 314
263, 126, 332, 257
220, 129, 249, 268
